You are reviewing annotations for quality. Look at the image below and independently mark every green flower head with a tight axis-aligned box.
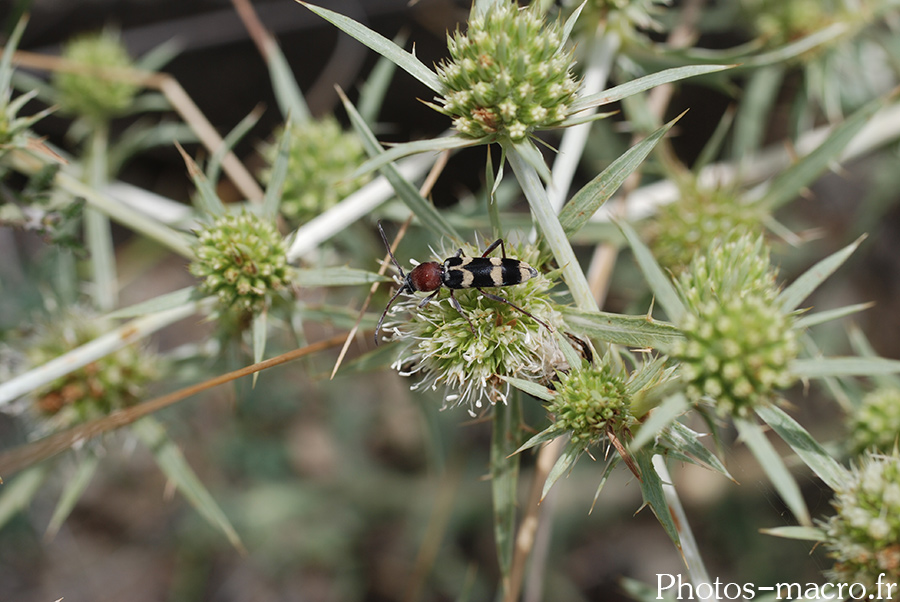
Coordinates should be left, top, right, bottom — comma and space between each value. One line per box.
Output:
27, 307, 158, 432
434, 2, 580, 141
53, 30, 140, 122
384, 240, 566, 415
650, 182, 763, 273
822, 449, 900, 589
261, 117, 370, 227
850, 388, 900, 456
545, 362, 636, 447
190, 211, 293, 316
670, 235, 799, 416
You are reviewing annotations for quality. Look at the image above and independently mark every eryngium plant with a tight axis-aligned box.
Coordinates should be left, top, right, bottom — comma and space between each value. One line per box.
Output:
434, 2, 580, 141
822, 449, 900, 589
384, 241, 566, 416
53, 30, 140, 123
671, 235, 799, 417
190, 211, 293, 316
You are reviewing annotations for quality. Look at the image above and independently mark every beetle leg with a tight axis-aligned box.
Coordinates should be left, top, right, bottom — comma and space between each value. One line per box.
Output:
476, 288, 553, 332
417, 289, 441, 308
448, 290, 476, 334
481, 238, 507, 258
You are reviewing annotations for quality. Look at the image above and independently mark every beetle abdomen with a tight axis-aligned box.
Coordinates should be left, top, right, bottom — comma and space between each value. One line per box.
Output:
443, 256, 537, 289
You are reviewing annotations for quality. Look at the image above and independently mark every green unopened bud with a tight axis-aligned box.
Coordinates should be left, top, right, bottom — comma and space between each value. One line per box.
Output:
546, 362, 635, 447
53, 30, 140, 122
190, 211, 293, 316
850, 388, 900, 456
261, 117, 370, 226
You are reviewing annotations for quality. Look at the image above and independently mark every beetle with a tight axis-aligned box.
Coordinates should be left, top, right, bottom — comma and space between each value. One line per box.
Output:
375, 222, 553, 345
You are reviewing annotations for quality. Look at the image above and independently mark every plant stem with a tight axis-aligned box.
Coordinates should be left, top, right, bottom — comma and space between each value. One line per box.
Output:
85, 122, 117, 311
546, 27, 620, 214
492, 391, 521, 599
8, 148, 195, 258
506, 146, 597, 312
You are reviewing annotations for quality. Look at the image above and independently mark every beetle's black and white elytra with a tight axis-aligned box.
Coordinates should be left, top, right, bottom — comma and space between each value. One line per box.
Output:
375, 223, 553, 344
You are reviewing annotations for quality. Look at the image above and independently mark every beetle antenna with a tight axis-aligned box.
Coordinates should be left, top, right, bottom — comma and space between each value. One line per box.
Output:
375, 222, 407, 346
375, 287, 405, 346
377, 221, 405, 279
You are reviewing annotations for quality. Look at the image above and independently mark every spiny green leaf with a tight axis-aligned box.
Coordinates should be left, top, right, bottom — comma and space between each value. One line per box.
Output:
570, 65, 733, 113
755, 404, 846, 491
516, 428, 562, 455
631, 393, 689, 452
500, 375, 557, 402
208, 106, 263, 189
491, 398, 520, 583
664, 421, 733, 480
358, 32, 406, 124
560, 307, 684, 350
795, 302, 873, 329
635, 450, 681, 548
262, 119, 293, 221
265, 36, 311, 122
339, 89, 459, 239
107, 288, 199, 319
779, 236, 863, 312
617, 220, 687, 324
349, 135, 482, 181
734, 416, 811, 526
511, 138, 552, 185
251, 310, 267, 388
300, 2, 443, 93
133, 417, 245, 552
791, 356, 900, 378
46, 453, 99, 539
0, 465, 50, 531
0, 17, 29, 101
293, 267, 390, 287
758, 98, 883, 211
760, 525, 827, 541
560, 115, 681, 237
542, 437, 582, 500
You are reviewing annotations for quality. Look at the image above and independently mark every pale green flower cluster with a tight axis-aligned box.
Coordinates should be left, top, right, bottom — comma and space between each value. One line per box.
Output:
823, 450, 900, 588
651, 183, 762, 272
53, 30, 140, 122
27, 308, 158, 431
671, 235, 799, 416
435, 2, 580, 141
190, 211, 293, 315
850, 388, 900, 455
261, 117, 370, 227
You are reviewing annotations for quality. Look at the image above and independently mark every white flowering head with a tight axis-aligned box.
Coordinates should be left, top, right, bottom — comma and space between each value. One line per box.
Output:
434, 2, 580, 141
384, 240, 567, 415
821, 450, 900, 588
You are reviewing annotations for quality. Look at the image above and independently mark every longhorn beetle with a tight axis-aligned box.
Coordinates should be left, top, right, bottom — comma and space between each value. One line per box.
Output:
375, 222, 553, 345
